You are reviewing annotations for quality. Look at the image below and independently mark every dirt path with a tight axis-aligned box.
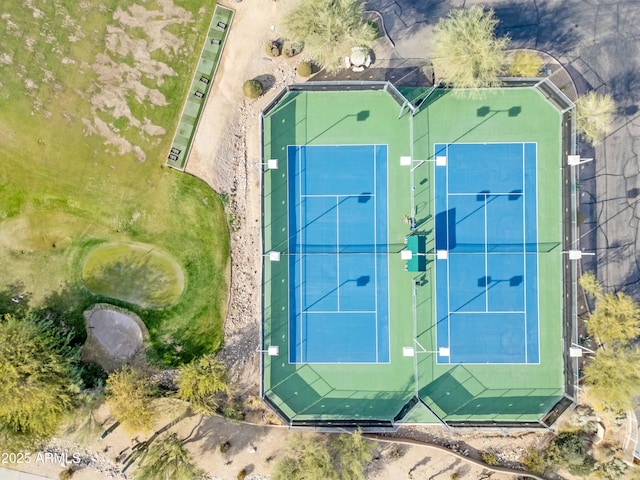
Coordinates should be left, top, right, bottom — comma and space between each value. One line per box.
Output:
186, 0, 298, 396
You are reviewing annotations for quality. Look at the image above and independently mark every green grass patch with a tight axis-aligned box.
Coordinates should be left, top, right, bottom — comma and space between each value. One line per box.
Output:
82, 242, 185, 308
0, 0, 227, 367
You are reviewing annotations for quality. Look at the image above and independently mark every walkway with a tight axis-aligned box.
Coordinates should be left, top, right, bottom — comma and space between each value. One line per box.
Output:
0, 468, 55, 480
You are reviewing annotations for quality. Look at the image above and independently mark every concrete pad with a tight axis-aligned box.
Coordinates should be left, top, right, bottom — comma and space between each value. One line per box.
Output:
82, 304, 148, 371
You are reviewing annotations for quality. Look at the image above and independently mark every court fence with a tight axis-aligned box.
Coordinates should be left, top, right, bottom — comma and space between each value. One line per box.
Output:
259, 77, 578, 431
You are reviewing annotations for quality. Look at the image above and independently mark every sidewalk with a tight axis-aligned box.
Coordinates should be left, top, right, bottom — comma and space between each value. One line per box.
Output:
0, 467, 55, 480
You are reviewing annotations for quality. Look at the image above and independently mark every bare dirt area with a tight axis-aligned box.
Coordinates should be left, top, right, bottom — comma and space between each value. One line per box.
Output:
85, 0, 191, 162
11, 410, 527, 480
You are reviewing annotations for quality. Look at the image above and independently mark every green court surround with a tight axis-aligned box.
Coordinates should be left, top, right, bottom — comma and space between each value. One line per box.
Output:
261, 83, 568, 427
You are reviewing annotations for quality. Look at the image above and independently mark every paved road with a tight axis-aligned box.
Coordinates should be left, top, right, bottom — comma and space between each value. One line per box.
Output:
0, 468, 54, 480
369, 0, 640, 294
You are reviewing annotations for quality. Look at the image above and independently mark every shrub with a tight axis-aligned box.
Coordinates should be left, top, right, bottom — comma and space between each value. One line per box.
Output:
243, 79, 263, 99
367, 20, 380, 38
220, 440, 231, 453
59, 466, 74, 480
481, 451, 499, 465
509, 50, 544, 77
545, 430, 596, 476
221, 399, 245, 421
521, 447, 546, 475
386, 443, 405, 459
237, 468, 248, 480
297, 61, 312, 77
265, 41, 280, 57
283, 41, 304, 58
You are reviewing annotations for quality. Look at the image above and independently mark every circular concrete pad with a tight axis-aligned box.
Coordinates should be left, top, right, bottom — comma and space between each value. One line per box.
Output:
83, 304, 148, 371
89, 309, 142, 359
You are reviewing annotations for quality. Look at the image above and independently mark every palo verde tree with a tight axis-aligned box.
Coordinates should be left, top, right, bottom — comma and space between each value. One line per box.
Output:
579, 272, 640, 347
283, 0, 377, 72
576, 91, 616, 145
176, 354, 230, 415
583, 347, 640, 410
430, 6, 509, 93
135, 433, 205, 480
105, 365, 157, 435
579, 272, 640, 410
330, 430, 375, 480
0, 314, 80, 448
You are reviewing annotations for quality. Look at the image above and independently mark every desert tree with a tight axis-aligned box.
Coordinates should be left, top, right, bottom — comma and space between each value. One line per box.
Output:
105, 365, 157, 435
0, 314, 80, 448
135, 433, 205, 480
272, 434, 335, 480
176, 354, 229, 415
579, 272, 640, 347
272, 431, 375, 480
283, 0, 377, 71
430, 6, 509, 92
330, 430, 375, 480
576, 91, 616, 145
583, 347, 640, 410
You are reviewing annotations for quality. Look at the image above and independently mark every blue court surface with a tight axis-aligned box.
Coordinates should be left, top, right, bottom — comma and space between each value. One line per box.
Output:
287, 145, 389, 363
434, 143, 539, 364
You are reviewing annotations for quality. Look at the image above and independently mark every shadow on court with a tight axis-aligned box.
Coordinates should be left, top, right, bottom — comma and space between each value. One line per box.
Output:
269, 364, 415, 419
418, 365, 562, 417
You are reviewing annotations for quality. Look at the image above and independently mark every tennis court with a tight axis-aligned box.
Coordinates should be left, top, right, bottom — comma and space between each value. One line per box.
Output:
262, 84, 567, 426
434, 142, 539, 364
287, 144, 390, 363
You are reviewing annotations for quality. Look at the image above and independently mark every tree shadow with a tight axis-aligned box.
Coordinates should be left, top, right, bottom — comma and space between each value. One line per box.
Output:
181, 414, 271, 459
492, 1, 583, 55
609, 67, 640, 108
0, 281, 31, 316
255, 74, 276, 95
40, 281, 92, 346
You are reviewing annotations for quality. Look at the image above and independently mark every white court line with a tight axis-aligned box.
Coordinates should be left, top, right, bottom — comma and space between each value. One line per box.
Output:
522, 143, 528, 362
445, 144, 451, 364
484, 194, 489, 312
336, 195, 340, 311
384, 145, 391, 365
447, 192, 523, 196
373, 144, 379, 363
447, 251, 529, 255
301, 193, 374, 198
298, 147, 304, 362
305, 310, 377, 314
453, 311, 527, 314
286, 147, 291, 364
535, 142, 542, 363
